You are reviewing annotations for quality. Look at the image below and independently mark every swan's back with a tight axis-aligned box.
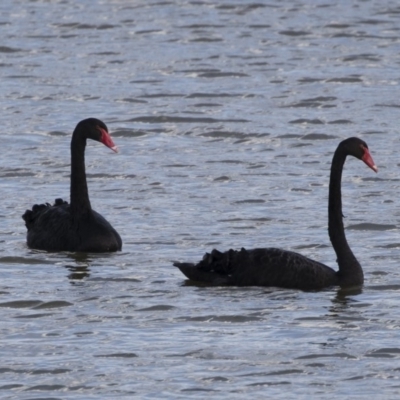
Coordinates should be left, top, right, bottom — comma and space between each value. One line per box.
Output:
23, 198, 122, 252
174, 247, 338, 290
23, 199, 73, 250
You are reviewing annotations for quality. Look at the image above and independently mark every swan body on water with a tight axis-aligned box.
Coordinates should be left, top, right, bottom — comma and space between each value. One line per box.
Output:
22, 118, 122, 252
174, 138, 377, 290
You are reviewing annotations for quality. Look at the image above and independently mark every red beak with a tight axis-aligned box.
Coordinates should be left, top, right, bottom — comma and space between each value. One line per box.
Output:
361, 147, 377, 172
99, 127, 118, 153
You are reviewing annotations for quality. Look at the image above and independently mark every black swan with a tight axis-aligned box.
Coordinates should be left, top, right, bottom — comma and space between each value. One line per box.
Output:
22, 118, 122, 252
173, 137, 377, 290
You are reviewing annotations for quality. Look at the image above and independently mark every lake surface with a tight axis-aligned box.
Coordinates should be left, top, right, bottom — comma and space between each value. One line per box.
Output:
1, 0, 400, 398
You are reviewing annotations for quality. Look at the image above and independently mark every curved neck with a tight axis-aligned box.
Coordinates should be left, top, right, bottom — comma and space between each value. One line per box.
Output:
328, 148, 363, 285
70, 134, 91, 214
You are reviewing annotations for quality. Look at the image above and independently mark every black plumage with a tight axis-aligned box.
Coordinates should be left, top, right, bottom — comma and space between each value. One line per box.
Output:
174, 137, 377, 290
22, 118, 122, 252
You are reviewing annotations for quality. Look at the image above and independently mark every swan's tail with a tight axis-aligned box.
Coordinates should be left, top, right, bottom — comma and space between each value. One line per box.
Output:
173, 249, 235, 284
173, 261, 229, 284
22, 198, 68, 230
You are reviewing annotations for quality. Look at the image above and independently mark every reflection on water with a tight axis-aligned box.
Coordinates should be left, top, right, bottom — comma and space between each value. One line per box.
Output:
0, 0, 400, 398
334, 286, 364, 301
65, 264, 90, 281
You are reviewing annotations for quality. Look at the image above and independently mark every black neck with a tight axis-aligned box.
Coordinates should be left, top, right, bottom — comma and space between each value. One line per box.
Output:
70, 134, 91, 214
328, 147, 363, 285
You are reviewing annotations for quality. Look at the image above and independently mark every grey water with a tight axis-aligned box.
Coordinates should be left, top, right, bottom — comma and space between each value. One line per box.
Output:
1, 0, 400, 398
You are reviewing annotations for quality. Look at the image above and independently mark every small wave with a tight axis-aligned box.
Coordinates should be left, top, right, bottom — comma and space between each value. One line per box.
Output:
214, 176, 230, 181
233, 199, 265, 204
327, 77, 363, 83
301, 133, 338, 140
379, 243, 400, 249
0, 256, 53, 265
197, 71, 248, 78
294, 244, 329, 250
127, 115, 248, 123
369, 285, 400, 291
0, 300, 42, 308
347, 223, 397, 231
192, 102, 222, 107
279, 30, 311, 36
199, 130, 259, 139
208, 160, 245, 166
374, 103, 400, 108
246, 381, 291, 387
33, 301, 73, 309
135, 29, 164, 35
289, 119, 324, 125
343, 54, 381, 62
117, 98, 148, 104
15, 313, 54, 319
0, 46, 21, 53
365, 348, 400, 358
179, 24, 225, 29
290, 188, 312, 192
284, 96, 337, 108
328, 119, 353, 124
178, 314, 262, 323
89, 277, 141, 283
189, 37, 224, 43
298, 77, 325, 83
164, 164, 195, 168
138, 93, 182, 98
276, 134, 302, 139
0, 300, 71, 310
240, 369, 303, 377
296, 353, 356, 360
137, 305, 176, 311
94, 353, 138, 358
0, 384, 23, 390
186, 92, 245, 98
325, 23, 353, 28
53, 23, 116, 30
0, 169, 35, 177
26, 384, 66, 391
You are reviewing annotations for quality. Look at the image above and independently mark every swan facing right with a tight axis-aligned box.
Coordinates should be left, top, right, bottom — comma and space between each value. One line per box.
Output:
22, 118, 122, 253
174, 137, 377, 290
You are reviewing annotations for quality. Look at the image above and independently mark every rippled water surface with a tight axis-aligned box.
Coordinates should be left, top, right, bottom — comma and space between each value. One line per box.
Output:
2, 0, 400, 398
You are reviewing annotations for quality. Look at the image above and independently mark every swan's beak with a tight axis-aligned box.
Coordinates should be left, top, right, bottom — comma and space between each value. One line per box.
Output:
362, 148, 378, 173
99, 127, 119, 153
110, 145, 119, 153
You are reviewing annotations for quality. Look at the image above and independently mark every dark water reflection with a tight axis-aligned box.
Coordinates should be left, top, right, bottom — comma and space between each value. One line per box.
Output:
65, 264, 90, 281
1, 0, 400, 398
